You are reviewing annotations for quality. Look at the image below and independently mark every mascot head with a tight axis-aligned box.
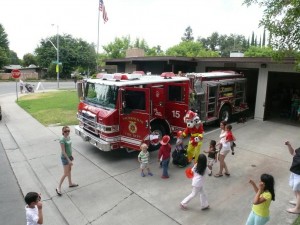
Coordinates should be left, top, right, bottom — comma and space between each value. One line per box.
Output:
184, 110, 201, 128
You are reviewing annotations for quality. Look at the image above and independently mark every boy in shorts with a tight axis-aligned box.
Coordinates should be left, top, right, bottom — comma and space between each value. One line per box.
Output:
138, 143, 153, 177
204, 140, 217, 176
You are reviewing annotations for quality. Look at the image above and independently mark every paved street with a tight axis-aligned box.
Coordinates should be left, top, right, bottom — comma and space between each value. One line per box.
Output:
0, 81, 76, 95
0, 92, 300, 225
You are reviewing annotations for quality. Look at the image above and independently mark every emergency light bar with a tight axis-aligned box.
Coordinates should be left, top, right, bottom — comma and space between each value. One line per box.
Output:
161, 72, 175, 78
132, 71, 145, 75
114, 73, 142, 81
99, 73, 142, 81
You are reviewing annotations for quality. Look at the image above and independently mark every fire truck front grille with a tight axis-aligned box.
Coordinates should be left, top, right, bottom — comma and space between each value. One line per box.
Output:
80, 111, 98, 135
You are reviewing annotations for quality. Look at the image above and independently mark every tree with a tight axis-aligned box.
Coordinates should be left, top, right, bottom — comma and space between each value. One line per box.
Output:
244, 0, 300, 50
199, 33, 248, 57
166, 41, 219, 57
132, 38, 164, 56
23, 53, 37, 66
181, 26, 194, 42
35, 34, 97, 78
146, 45, 164, 56
262, 29, 266, 47
102, 36, 131, 58
0, 24, 10, 68
244, 46, 275, 57
250, 32, 255, 46
9, 50, 20, 65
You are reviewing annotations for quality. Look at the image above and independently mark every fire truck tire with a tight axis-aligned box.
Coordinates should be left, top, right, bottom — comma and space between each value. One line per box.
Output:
149, 123, 166, 151
219, 105, 231, 122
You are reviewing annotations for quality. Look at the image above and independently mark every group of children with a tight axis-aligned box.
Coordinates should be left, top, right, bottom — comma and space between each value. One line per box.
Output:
137, 123, 236, 179
137, 123, 276, 225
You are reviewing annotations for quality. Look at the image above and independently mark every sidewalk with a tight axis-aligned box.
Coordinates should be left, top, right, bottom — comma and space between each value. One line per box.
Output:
0, 93, 299, 225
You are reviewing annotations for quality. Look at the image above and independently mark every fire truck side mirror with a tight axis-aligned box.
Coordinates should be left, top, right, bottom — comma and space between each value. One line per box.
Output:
120, 89, 133, 114
77, 81, 84, 98
122, 101, 134, 114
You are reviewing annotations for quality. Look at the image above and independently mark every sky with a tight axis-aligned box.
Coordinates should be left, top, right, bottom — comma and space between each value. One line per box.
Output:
0, 0, 264, 59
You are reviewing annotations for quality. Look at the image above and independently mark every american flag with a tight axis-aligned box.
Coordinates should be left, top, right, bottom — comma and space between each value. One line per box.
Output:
99, 0, 108, 23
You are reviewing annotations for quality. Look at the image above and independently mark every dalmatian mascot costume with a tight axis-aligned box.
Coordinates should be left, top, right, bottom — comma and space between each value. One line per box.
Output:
182, 110, 204, 163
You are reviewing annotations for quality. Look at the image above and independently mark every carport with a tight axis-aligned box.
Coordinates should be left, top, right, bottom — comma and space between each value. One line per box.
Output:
264, 71, 300, 123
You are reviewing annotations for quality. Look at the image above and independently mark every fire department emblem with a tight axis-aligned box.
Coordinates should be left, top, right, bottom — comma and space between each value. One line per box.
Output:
128, 121, 137, 134
156, 90, 160, 98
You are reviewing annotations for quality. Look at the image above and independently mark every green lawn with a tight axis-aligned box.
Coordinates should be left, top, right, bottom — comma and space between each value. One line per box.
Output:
17, 90, 79, 126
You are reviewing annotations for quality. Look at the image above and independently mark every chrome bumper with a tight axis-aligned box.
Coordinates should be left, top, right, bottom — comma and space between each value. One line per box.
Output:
75, 125, 111, 151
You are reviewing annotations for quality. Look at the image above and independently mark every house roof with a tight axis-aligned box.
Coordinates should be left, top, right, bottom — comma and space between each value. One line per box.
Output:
105, 56, 297, 65
3, 65, 23, 70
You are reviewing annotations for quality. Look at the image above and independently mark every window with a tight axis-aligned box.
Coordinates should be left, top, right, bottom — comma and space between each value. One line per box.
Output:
85, 83, 118, 109
168, 86, 183, 101
125, 90, 146, 110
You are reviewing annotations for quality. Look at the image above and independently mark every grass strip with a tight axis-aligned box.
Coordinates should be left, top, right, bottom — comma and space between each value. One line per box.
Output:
17, 90, 79, 126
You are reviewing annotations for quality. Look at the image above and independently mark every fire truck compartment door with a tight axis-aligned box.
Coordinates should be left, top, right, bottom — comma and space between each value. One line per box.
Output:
151, 87, 165, 118
119, 87, 150, 149
165, 83, 189, 128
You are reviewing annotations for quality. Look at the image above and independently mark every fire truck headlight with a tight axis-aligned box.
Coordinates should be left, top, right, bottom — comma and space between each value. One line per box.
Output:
105, 127, 112, 132
99, 125, 119, 133
112, 125, 119, 132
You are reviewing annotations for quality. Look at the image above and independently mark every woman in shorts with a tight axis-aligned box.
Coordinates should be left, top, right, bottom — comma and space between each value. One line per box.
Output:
56, 126, 78, 196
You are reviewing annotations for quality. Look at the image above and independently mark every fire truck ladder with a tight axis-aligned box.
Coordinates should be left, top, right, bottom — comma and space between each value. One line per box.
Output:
207, 84, 218, 119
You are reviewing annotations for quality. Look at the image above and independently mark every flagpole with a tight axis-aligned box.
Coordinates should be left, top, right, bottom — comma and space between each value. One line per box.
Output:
96, 7, 100, 72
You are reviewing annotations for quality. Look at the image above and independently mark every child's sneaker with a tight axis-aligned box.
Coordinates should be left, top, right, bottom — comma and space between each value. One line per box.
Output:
141, 172, 145, 177
148, 172, 153, 176
208, 171, 212, 176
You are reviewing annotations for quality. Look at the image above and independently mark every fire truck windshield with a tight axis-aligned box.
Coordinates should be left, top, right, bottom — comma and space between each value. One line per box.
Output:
84, 82, 118, 109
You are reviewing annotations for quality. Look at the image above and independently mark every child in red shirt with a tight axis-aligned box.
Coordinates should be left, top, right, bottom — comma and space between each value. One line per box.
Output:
225, 124, 236, 155
158, 135, 171, 179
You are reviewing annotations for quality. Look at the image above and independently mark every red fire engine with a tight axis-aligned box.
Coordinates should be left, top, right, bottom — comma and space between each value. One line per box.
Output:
75, 71, 247, 152
186, 71, 248, 123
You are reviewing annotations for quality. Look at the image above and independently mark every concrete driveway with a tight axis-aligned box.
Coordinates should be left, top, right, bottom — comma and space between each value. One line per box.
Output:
0, 93, 299, 225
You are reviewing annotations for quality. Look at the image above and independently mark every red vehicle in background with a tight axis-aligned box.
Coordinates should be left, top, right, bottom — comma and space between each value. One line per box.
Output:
186, 71, 248, 123
75, 71, 248, 152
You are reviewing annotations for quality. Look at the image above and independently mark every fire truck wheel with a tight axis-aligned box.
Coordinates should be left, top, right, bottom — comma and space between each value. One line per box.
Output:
219, 105, 231, 122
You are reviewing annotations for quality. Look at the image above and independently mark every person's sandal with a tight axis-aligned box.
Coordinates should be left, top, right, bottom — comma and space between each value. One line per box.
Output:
56, 188, 62, 196
224, 173, 230, 176
69, 184, 79, 188
214, 174, 223, 177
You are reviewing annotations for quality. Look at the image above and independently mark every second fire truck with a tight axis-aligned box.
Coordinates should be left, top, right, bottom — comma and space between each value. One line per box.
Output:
75, 71, 248, 152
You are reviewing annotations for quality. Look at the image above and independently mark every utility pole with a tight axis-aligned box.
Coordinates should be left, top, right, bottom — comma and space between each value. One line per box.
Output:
51, 24, 60, 89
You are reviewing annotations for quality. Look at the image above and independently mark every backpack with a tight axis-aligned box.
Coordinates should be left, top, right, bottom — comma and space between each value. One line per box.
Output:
172, 145, 188, 167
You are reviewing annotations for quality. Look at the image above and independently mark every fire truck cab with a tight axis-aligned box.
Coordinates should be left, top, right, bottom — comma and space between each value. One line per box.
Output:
187, 71, 248, 124
75, 72, 190, 152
